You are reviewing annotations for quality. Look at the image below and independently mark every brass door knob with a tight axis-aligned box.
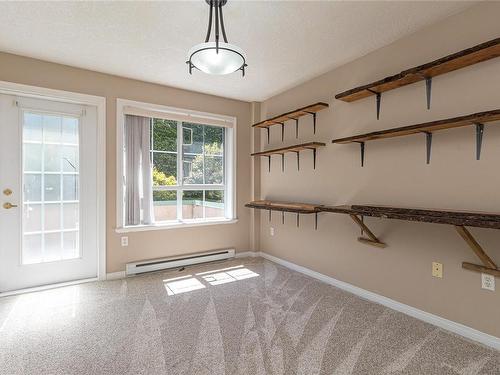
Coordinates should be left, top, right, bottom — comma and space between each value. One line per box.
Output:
3, 202, 18, 209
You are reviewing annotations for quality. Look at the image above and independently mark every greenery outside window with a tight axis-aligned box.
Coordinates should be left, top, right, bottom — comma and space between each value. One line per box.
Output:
151, 118, 228, 223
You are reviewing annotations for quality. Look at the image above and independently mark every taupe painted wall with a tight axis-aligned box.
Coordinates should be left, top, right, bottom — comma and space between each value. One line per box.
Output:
258, 3, 500, 337
0, 52, 253, 273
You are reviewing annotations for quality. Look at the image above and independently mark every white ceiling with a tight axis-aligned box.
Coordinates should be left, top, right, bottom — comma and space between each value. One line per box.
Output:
0, 1, 474, 102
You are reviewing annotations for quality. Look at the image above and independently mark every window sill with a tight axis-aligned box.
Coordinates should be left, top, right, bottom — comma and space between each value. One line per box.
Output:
115, 218, 238, 233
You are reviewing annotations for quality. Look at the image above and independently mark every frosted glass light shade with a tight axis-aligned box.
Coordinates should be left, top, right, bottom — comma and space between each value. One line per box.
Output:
188, 42, 246, 75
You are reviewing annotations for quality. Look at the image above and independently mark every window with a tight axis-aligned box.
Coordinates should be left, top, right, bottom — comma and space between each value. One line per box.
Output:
117, 99, 236, 230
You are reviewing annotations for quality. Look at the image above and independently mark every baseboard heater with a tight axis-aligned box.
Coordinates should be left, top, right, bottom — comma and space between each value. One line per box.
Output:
125, 249, 235, 276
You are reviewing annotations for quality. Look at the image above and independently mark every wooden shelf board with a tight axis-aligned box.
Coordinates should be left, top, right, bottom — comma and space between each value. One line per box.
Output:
251, 142, 325, 157
321, 205, 500, 230
331, 109, 500, 144
335, 38, 500, 102
245, 200, 322, 214
252, 102, 328, 128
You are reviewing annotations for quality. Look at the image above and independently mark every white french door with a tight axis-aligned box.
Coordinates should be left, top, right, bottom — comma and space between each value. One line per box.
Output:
0, 94, 98, 292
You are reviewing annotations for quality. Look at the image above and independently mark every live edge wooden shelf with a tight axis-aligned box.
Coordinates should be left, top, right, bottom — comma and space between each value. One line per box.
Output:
331, 109, 500, 166
251, 142, 325, 171
252, 102, 328, 143
335, 38, 500, 119
246, 201, 500, 277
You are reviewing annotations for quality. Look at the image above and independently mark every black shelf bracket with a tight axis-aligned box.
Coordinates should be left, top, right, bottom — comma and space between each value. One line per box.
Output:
475, 123, 484, 160
281, 153, 285, 172
313, 148, 317, 169
423, 131, 432, 164
295, 119, 299, 138
281, 123, 285, 142
266, 128, 270, 144
425, 77, 432, 110
296, 213, 300, 227
357, 142, 365, 167
367, 89, 381, 120
267, 155, 271, 172
282, 211, 285, 224
315, 212, 318, 230
305, 112, 317, 134
268, 209, 272, 222
295, 151, 300, 171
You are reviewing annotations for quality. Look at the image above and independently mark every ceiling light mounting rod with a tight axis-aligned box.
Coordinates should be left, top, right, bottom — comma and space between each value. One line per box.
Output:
187, 0, 247, 76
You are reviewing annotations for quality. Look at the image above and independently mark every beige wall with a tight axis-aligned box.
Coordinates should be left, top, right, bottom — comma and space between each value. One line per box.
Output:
0, 52, 253, 273
258, 2, 500, 337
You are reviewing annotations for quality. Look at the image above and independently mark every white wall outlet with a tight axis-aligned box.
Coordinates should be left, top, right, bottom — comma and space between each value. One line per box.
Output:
121, 236, 129, 247
481, 273, 495, 291
270, 227, 275, 236
432, 262, 443, 278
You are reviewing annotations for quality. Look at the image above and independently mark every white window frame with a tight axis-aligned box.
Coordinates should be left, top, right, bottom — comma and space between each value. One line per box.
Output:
116, 98, 237, 232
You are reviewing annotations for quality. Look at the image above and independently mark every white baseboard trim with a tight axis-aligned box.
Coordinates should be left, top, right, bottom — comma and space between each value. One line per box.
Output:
0, 277, 98, 298
235, 251, 259, 258
257, 251, 500, 350
106, 271, 126, 280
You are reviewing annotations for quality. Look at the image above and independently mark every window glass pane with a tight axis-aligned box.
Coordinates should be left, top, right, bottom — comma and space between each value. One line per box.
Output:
204, 156, 223, 184
24, 143, 42, 172
44, 203, 61, 231
24, 113, 42, 142
204, 126, 224, 156
205, 190, 225, 218
182, 123, 203, 154
44, 144, 61, 172
43, 115, 62, 143
63, 175, 79, 201
153, 119, 177, 152
183, 190, 203, 220
152, 153, 177, 185
44, 174, 61, 201
183, 123, 224, 185
24, 203, 42, 233
24, 174, 42, 202
153, 191, 177, 222
62, 146, 79, 172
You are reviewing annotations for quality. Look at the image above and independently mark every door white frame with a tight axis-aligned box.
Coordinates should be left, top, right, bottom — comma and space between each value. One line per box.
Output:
0, 80, 106, 287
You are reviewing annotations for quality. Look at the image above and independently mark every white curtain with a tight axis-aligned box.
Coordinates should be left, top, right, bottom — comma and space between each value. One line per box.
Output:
124, 115, 154, 226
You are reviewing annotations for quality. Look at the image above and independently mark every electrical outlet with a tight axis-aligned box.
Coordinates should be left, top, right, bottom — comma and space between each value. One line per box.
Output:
121, 236, 129, 247
481, 273, 495, 291
432, 262, 443, 278
270, 227, 275, 236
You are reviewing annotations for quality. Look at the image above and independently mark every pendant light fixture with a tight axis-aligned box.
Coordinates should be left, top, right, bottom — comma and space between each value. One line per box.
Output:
187, 0, 247, 76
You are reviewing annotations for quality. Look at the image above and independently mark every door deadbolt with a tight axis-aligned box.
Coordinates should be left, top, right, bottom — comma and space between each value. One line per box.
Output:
3, 189, 12, 196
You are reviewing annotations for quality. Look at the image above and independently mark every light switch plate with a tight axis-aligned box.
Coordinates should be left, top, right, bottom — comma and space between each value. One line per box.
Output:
432, 262, 443, 278
481, 273, 495, 291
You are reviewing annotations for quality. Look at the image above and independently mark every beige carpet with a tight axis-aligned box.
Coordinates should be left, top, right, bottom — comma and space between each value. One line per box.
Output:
0, 257, 498, 374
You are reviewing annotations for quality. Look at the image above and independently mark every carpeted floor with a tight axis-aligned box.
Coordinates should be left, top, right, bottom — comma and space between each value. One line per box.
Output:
0, 257, 498, 374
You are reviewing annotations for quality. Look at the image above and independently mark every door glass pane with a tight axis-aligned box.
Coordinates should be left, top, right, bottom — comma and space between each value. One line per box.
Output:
22, 112, 80, 264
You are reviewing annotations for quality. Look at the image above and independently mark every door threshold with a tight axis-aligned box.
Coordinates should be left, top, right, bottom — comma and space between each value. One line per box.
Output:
0, 277, 98, 298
